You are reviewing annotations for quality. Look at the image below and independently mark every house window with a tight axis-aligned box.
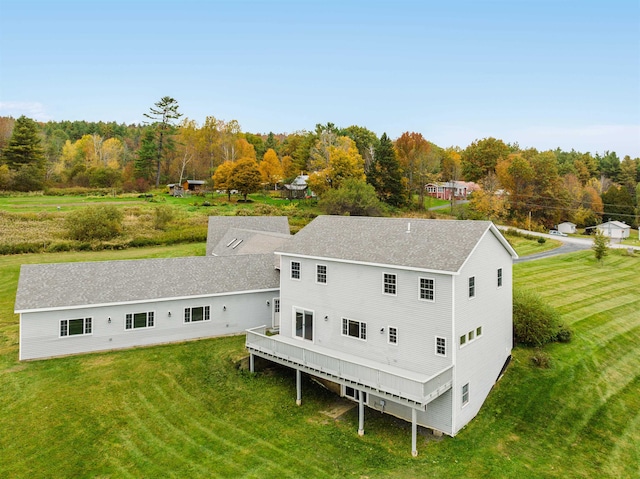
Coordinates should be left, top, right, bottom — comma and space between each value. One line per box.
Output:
383, 273, 397, 295
273, 298, 280, 313
344, 386, 367, 403
497, 268, 503, 288
468, 329, 475, 341
476, 326, 482, 337
435, 336, 446, 356
60, 317, 92, 337
125, 311, 154, 330
342, 318, 367, 340
316, 264, 327, 284
388, 327, 398, 344
468, 276, 475, 298
184, 306, 210, 323
460, 334, 467, 346
419, 277, 435, 301
462, 383, 470, 406
294, 308, 313, 340
291, 261, 300, 280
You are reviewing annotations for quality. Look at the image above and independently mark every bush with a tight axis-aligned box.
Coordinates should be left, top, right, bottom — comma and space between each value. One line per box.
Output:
153, 205, 175, 230
537, 237, 546, 244
65, 205, 124, 241
530, 349, 552, 368
319, 180, 386, 216
513, 288, 564, 346
554, 324, 573, 343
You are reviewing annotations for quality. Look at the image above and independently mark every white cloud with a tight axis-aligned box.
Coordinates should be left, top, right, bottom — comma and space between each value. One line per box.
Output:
0, 101, 52, 122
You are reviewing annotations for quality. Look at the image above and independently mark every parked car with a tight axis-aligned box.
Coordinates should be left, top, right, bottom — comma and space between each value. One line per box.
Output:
549, 230, 568, 237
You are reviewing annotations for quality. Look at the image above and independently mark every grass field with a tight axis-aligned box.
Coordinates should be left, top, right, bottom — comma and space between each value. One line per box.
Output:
0, 242, 638, 477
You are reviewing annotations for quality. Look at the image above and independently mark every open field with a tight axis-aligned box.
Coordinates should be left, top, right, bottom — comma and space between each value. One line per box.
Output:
0, 241, 638, 477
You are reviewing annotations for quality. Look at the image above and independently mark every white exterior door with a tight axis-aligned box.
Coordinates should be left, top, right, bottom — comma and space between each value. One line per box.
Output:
272, 298, 280, 330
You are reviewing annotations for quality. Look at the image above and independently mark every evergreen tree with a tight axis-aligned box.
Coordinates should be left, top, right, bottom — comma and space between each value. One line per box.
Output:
2, 116, 45, 170
144, 96, 182, 187
2, 116, 46, 190
369, 133, 406, 207
135, 128, 157, 181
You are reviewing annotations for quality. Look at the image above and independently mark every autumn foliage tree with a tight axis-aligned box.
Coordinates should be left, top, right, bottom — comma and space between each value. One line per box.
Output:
230, 157, 261, 201
259, 148, 284, 188
461, 137, 510, 182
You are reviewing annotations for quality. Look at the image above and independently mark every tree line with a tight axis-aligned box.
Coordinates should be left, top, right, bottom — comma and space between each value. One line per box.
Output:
0, 96, 638, 228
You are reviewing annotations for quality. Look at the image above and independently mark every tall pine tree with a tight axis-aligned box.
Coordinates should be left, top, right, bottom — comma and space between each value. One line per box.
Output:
369, 133, 406, 207
144, 96, 182, 187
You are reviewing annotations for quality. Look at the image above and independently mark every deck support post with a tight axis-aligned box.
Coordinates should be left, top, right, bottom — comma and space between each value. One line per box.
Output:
411, 408, 418, 457
296, 369, 302, 406
249, 353, 254, 373
358, 391, 365, 436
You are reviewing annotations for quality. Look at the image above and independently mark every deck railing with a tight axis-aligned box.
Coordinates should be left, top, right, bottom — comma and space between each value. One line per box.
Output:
246, 326, 452, 406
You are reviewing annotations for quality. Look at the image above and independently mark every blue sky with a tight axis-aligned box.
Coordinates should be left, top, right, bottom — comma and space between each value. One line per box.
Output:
1, 0, 639, 157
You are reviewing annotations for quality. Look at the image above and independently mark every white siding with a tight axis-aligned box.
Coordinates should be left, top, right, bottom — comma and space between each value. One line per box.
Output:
452, 230, 513, 434
278, 257, 454, 376
368, 390, 453, 435
20, 290, 275, 361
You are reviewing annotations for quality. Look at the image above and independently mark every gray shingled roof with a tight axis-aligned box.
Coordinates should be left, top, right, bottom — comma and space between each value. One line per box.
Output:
211, 228, 291, 256
276, 216, 515, 273
206, 216, 290, 255
15, 254, 279, 312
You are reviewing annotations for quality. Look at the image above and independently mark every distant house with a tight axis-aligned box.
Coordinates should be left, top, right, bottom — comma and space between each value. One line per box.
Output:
246, 216, 517, 455
425, 181, 478, 200
282, 174, 311, 199
596, 220, 631, 241
557, 222, 577, 234
183, 179, 206, 192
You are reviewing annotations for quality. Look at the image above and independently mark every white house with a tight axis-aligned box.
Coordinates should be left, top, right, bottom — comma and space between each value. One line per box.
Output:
245, 216, 517, 455
15, 216, 290, 361
557, 222, 576, 234
15, 214, 516, 456
596, 220, 631, 241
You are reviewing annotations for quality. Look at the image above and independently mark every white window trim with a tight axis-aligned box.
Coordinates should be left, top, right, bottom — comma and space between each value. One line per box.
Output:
459, 326, 483, 348
497, 268, 503, 289
316, 264, 327, 285
290, 261, 301, 281
125, 311, 155, 331
382, 272, 397, 296
293, 306, 314, 341
184, 305, 211, 323
59, 317, 92, 338
435, 336, 447, 357
418, 276, 435, 302
388, 326, 398, 345
462, 382, 470, 407
468, 276, 476, 299
342, 317, 367, 341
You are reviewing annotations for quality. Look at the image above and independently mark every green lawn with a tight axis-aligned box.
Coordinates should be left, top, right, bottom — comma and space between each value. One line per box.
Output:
0, 246, 639, 477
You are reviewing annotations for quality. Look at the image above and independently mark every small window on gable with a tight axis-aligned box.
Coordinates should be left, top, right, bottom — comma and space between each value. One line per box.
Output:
469, 276, 476, 298
383, 273, 397, 295
291, 261, 300, 280
435, 336, 446, 356
388, 327, 398, 345
476, 326, 482, 337
462, 383, 470, 406
316, 264, 327, 284
419, 277, 435, 301
497, 268, 503, 288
